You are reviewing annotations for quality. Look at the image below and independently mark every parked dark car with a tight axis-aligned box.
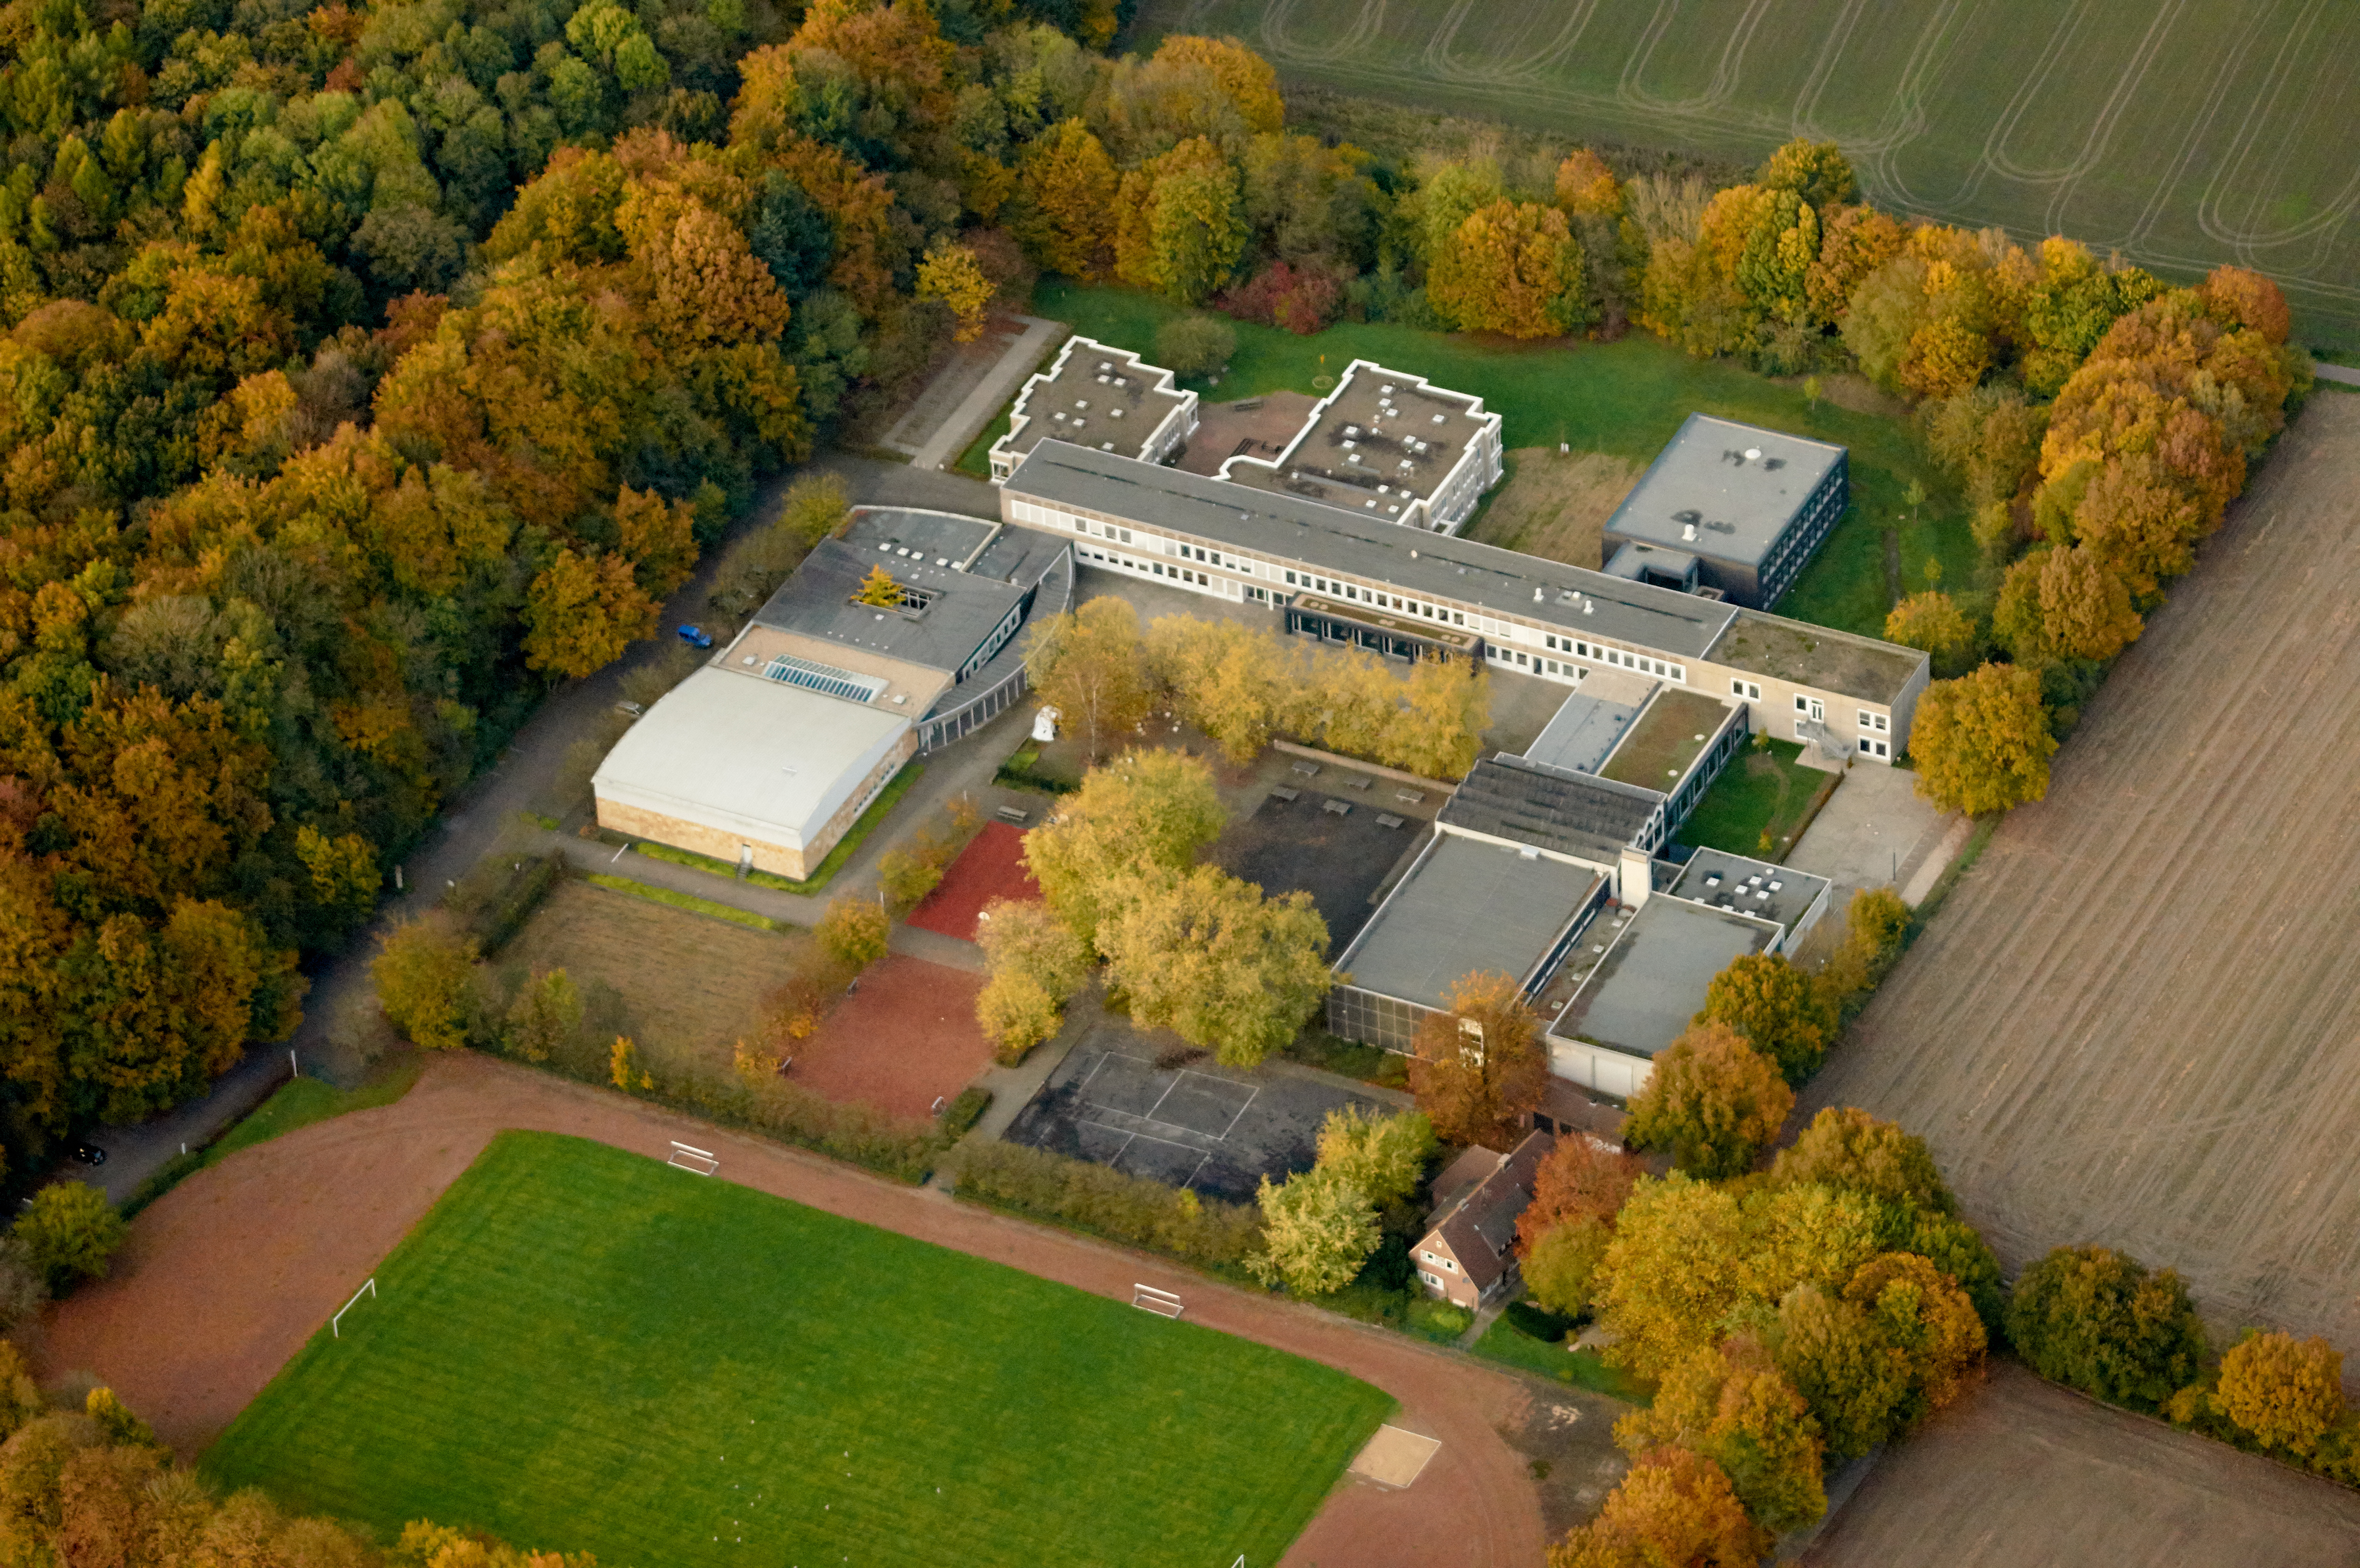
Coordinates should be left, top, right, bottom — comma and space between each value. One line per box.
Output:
71, 1143, 104, 1167
677, 624, 713, 649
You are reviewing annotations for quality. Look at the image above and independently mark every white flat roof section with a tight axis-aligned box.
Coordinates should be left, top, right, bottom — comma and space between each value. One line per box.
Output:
1339, 833, 1604, 1011
592, 668, 910, 851
1220, 360, 1497, 518
992, 337, 1192, 472
1522, 670, 1661, 776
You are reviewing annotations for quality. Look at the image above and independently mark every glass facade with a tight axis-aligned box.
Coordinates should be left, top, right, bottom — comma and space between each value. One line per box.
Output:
1326, 985, 1435, 1055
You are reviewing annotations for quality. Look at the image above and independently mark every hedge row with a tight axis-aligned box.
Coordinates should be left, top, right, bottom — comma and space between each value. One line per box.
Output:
943, 1140, 1262, 1267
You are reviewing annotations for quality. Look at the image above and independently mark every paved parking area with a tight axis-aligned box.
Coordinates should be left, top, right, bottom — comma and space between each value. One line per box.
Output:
1785, 761, 1954, 905
1003, 1020, 1395, 1200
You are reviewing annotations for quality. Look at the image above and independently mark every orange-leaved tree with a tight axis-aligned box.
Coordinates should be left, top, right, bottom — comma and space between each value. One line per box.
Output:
1408, 969, 1549, 1149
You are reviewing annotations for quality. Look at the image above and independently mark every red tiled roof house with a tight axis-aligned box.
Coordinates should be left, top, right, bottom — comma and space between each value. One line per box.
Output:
1413, 1131, 1554, 1311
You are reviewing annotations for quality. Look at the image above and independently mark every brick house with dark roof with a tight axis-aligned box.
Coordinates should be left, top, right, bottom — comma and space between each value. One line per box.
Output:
1413, 1131, 1554, 1311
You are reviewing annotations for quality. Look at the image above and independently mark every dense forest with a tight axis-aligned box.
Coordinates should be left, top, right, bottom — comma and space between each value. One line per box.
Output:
0, 0, 2311, 1154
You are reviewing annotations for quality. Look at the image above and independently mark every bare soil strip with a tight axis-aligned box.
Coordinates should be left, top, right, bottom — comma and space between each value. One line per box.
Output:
41, 1053, 1549, 1568
1801, 1363, 2360, 1567
1802, 395, 2360, 1348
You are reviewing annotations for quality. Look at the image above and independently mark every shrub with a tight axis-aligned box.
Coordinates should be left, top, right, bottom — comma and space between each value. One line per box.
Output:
15, 1183, 126, 1290
944, 1139, 1262, 1266
977, 971, 1064, 1065
371, 916, 481, 1051
1507, 1298, 1581, 1342
2005, 1244, 2208, 1409
816, 897, 890, 971
1215, 260, 1342, 334
1152, 314, 1237, 378
1404, 1296, 1473, 1343
940, 1087, 993, 1139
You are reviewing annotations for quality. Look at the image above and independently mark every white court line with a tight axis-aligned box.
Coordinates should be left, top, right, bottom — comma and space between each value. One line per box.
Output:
1078, 1119, 1208, 1165
1072, 1051, 1118, 1099
1180, 1072, 1261, 1141
1140, 1069, 1183, 1127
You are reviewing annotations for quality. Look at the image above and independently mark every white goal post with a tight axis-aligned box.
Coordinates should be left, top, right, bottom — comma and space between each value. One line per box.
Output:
332, 1277, 376, 1338
668, 1141, 720, 1176
1132, 1284, 1183, 1319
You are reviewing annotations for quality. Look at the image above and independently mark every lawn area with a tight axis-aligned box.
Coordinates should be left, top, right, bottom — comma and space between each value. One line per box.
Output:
955, 404, 1012, 478
1470, 1316, 1651, 1405
205, 1132, 1391, 1568
1035, 280, 1974, 639
208, 1062, 426, 1166
1675, 739, 1838, 860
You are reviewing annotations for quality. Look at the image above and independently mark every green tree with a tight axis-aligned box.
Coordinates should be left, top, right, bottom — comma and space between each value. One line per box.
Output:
973, 897, 1093, 1062
2005, 1244, 2208, 1409
1770, 1284, 1912, 1458
1696, 952, 1834, 1085
1758, 139, 1857, 207
1770, 1107, 1956, 1221
1248, 1167, 1379, 1296
2214, 1331, 2346, 1457
1524, 1217, 1611, 1317
1095, 866, 1332, 1067
1844, 1251, 1987, 1423
371, 917, 480, 1052
1113, 137, 1245, 305
976, 970, 1063, 1063
1615, 1338, 1827, 1534
1624, 1021, 1793, 1178
1022, 748, 1224, 946
816, 897, 890, 970
1592, 1175, 1751, 1379
1023, 597, 1155, 762
1407, 970, 1549, 1149
1153, 315, 1236, 379
504, 968, 583, 1063
14, 1184, 126, 1290
1911, 663, 2058, 815
1315, 1106, 1436, 1207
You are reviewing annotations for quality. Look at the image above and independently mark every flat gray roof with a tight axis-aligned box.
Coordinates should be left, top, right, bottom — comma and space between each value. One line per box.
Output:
1605, 413, 1845, 567
1339, 833, 1603, 1009
998, 339, 1191, 466
1669, 849, 1830, 937
1223, 361, 1490, 514
1007, 441, 1738, 659
1523, 676, 1657, 775
842, 505, 997, 567
1438, 755, 1661, 864
756, 535, 1025, 674
1555, 896, 1777, 1059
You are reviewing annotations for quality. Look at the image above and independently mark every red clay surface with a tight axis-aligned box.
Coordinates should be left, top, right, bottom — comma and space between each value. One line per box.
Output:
905, 822, 1039, 941
46, 1054, 1549, 1568
789, 955, 993, 1118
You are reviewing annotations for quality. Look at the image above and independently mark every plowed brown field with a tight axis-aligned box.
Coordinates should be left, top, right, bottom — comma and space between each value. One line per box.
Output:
1803, 393, 2360, 1347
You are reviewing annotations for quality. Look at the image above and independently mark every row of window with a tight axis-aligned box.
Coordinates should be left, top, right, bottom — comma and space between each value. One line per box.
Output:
1077, 546, 1218, 592
1544, 632, 1684, 683
1729, 678, 1892, 739
1282, 569, 1469, 629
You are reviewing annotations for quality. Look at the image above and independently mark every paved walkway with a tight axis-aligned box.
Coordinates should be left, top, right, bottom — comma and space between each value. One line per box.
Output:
49, 1053, 1553, 1568
1785, 763, 1958, 907
888, 314, 1066, 472
2312, 362, 2360, 388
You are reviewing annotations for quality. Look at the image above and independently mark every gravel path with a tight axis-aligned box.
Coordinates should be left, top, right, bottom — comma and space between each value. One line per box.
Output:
42, 1052, 1550, 1568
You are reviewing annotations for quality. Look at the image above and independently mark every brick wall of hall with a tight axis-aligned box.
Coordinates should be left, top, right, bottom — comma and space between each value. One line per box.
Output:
595, 728, 919, 881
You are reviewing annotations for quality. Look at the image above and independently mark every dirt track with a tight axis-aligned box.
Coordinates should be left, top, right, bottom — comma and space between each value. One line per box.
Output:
1803, 394, 2360, 1348
1802, 1362, 2360, 1566
41, 1053, 1550, 1568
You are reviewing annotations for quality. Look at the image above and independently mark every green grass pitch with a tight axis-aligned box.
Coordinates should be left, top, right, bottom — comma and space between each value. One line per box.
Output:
203, 1132, 1392, 1568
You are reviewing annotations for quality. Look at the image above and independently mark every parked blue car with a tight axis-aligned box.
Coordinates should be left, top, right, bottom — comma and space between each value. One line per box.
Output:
677, 624, 714, 649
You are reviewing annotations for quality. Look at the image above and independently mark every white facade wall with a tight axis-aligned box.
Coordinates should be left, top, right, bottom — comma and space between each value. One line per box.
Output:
1000, 489, 1912, 755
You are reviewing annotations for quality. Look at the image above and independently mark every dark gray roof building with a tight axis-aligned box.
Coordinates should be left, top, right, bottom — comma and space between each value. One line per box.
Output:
1438, 756, 1666, 866
1602, 413, 1848, 610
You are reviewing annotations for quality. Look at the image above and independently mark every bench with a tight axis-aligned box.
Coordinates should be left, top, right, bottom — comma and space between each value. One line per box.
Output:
1322, 799, 1352, 816
1345, 775, 1373, 791
1291, 761, 1320, 777
995, 805, 1030, 824
1376, 813, 1404, 829
1269, 786, 1300, 803
1394, 790, 1426, 805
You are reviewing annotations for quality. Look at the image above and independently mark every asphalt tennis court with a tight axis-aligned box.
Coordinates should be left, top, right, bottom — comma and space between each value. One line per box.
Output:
1003, 1029, 1393, 1200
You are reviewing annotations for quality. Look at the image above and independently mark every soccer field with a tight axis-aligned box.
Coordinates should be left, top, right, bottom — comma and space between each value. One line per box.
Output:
1134, 0, 2360, 348
203, 1132, 1392, 1568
